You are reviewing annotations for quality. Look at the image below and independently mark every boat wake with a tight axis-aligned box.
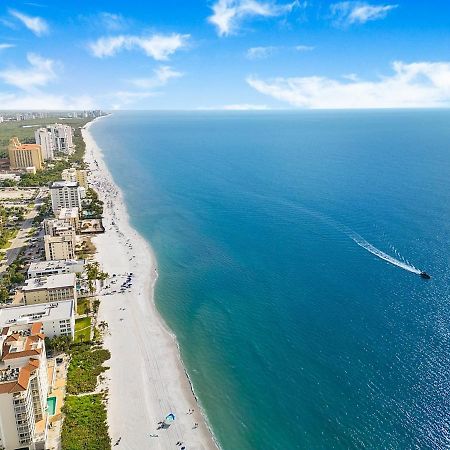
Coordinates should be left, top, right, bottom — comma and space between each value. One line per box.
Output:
266, 196, 425, 276
348, 232, 421, 275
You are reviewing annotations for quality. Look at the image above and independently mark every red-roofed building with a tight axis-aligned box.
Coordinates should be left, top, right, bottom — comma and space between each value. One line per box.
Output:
0, 323, 49, 449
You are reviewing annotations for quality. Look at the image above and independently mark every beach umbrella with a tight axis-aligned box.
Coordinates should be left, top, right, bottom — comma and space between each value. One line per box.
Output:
165, 413, 175, 424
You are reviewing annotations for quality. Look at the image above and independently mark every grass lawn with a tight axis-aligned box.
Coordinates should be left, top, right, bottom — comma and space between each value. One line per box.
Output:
61, 394, 110, 450
74, 317, 91, 343
76, 298, 91, 316
67, 343, 110, 394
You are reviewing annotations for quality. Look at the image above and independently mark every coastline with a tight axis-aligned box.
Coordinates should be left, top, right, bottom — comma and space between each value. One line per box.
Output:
82, 116, 219, 449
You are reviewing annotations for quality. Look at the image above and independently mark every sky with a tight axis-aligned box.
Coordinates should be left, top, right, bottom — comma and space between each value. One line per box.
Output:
0, 0, 449, 110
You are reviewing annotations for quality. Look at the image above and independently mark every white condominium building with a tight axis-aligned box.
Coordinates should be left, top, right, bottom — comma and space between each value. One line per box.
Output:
34, 128, 54, 161
22, 273, 77, 308
49, 181, 81, 214
0, 301, 75, 339
0, 323, 49, 450
35, 124, 74, 158
28, 260, 84, 279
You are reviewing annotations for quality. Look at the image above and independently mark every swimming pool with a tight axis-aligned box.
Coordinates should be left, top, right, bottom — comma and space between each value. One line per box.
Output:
47, 397, 56, 416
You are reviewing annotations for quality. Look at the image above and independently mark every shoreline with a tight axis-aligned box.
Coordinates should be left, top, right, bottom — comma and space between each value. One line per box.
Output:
82, 116, 219, 449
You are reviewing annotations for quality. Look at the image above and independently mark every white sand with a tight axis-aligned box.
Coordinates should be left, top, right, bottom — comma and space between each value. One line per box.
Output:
83, 118, 218, 450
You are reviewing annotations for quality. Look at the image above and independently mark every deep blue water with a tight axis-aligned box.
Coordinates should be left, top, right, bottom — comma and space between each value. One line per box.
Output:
91, 110, 450, 449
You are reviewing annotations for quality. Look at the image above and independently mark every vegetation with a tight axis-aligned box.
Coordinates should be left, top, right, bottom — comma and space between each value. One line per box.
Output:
61, 394, 110, 450
33, 197, 52, 224
76, 297, 91, 315
0, 178, 17, 187
76, 237, 96, 259
74, 317, 92, 343
19, 160, 71, 187
85, 262, 108, 293
82, 188, 104, 218
45, 335, 72, 353
0, 227, 17, 249
66, 343, 110, 395
69, 124, 89, 167
0, 117, 92, 154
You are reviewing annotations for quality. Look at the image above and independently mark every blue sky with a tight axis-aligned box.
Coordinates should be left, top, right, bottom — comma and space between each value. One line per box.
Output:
0, 0, 449, 109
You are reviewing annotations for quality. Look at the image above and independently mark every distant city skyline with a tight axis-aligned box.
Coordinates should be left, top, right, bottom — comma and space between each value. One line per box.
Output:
0, 0, 449, 110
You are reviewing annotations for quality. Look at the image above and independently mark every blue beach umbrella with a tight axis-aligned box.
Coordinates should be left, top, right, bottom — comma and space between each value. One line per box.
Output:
165, 413, 175, 424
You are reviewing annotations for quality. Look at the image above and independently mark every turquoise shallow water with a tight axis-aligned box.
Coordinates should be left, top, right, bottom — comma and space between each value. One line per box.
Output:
91, 110, 450, 449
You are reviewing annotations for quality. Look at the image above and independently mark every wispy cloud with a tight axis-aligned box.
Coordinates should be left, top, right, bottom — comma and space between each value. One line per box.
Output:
246, 46, 277, 59
98, 12, 129, 31
128, 65, 183, 89
295, 44, 314, 51
0, 92, 94, 109
9, 9, 49, 36
88, 33, 189, 61
0, 53, 58, 91
0, 43, 15, 51
208, 0, 299, 36
330, 2, 398, 26
246, 44, 314, 59
247, 61, 450, 108
80, 12, 130, 31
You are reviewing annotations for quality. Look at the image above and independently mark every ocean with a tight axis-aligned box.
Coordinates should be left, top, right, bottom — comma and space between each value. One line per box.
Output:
90, 110, 450, 449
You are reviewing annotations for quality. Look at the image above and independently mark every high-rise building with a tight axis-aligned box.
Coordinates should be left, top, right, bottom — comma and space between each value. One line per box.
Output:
0, 323, 49, 449
49, 181, 81, 214
50, 124, 74, 155
34, 128, 54, 161
34, 124, 74, 158
8, 137, 43, 171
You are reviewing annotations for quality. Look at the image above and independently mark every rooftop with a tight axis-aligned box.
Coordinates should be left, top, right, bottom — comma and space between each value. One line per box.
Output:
50, 181, 78, 189
0, 301, 74, 327
28, 260, 84, 273
59, 207, 79, 219
23, 273, 76, 291
0, 326, 44, 394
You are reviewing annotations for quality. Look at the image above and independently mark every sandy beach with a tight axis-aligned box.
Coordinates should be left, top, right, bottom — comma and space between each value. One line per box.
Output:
82, 118, 218, 450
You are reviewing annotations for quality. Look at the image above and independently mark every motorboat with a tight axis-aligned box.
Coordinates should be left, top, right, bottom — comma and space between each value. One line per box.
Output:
420, 271, 431, 279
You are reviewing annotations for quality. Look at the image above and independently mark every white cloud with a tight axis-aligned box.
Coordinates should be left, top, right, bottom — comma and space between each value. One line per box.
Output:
98, 12, 128, 31
0, 53, 58, 91
246, 61, 450, 108
246, 44, 313, 59
246, 46, 277, 59
0, 92, 94, 109
129, 65, 183, 89
295, 44, 314, 51
9, 9, 49, 36
0, 43, 15, 50
208, 0, 298, 36
330, 2, 397, 26
88, 33, 189, 61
